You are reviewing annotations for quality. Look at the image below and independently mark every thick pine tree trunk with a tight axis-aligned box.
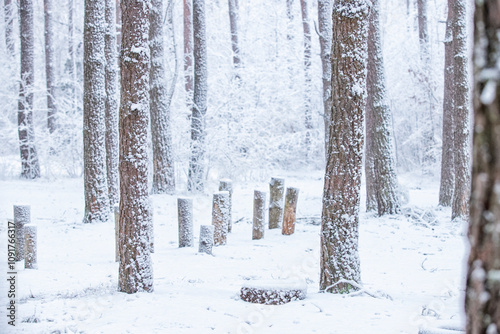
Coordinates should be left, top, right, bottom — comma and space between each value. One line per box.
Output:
451, 0, 470, 221
118, 0, 153, 294
105, 0, 119, 207
465, 0, 500, 330
183, 0, 194, 109
365, 0, 400, 216
317, 0, 332, 157
83, 0, 109, 223
188, 0, 208, 192
150, 0, 175, 194
44, 0, 57, 133
439, 0, 455, 207
19, 0, 40, 179
4, 0, 15, 57
320, 0, 370, 293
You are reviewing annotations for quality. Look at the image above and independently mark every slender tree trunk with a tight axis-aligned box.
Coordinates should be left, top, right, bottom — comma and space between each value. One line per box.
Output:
365, 0, 400, 216
439, 1, 455, 207
183, 0, 193, 109
83, 0, 109, 223
18, 0, 40, 179
118, 0, 153, 294
44, 0, 57, 133
300, 0, 312, 145
116, 0, 121, 50
228, 0, 240, 73
4, 0, 15, 57
451, 0, 470, 220
150, 0, 175, 194
105, 0, 119, 207
417, 0, 429, 62
320, 0, 370, 293
465, 0, 500, 330
68, 0, 77, 113
318, 0, 332, 158
188, 0, 208, 192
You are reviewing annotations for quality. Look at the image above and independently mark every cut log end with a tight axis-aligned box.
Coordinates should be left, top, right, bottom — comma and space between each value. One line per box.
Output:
240, 280, 307, 305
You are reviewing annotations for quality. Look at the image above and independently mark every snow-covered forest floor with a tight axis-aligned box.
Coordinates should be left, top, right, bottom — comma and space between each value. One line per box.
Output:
0, 170, 467, 333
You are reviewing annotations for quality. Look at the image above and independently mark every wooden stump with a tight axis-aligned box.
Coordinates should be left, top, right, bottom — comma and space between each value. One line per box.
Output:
253, 190, 266, 240
14, 205, 30, 261
282, 187, 299, 235
212, 191, 230, 245
24, 224, 37, 269
269, 177, 285, 229
240, 280, 307, 305
114, 205, 120, 262
198, 225, 214, 255
178, 197, 194, 247
219, 179, 233, 232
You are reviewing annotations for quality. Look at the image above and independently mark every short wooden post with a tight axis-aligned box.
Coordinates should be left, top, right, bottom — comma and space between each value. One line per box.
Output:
199, 225, 214, 255
282, 187, 299, 235
212, 191, 230, 245
178, 197, 194, 247
114, 205, 120, 262
253, 190, 266, 240
24, 224, 37, 269
14, 205, 30, 261
219, 179, 233, 232
269, 177, 285, 229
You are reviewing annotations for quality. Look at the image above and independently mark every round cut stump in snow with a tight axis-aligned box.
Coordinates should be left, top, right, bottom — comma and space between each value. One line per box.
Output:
240, 280, 307, 305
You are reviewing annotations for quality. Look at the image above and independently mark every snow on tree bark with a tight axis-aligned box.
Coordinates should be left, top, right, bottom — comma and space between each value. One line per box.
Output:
317, 0, 332, 157
4, 0, 15, 57
228, 0, 241, 73
198, 225, 214, 255
183, 0, 194, 109
451, 0, 470, 221
439, 0, 455, 207
282, 187, 299, 235
45, 0, 57, 133
300, 0, 313, 146
178, 197, 194, 247
365, 0, 400, 216
14, 205, 30, 261
269, 177, 285, 229
212, 191, 230, 245
465, 1, 500, 330
150, 0, 175, 194
253, 190, 266, 240
24, 224, 37, 269
219, 179, 233, 232
188, 0, 208, 192
18, 0, 40, 179
68, 0, 77, 113
83, 0, 110, 224
118, 0, 153, 294
320, 0, 370, 293
105, 0, 120, 207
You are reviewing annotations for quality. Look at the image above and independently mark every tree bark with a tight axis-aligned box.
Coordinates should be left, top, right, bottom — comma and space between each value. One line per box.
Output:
188, 0, 208, 192
317, 0, 332, 157
320, 0, 370, 293
14, 205, 30, 261
178, 197, 194, 247
451, 0, 470, 221
18, 0, 40, 179
365, 0, 400, 216
198, 225, 214, 255
44, 0, 57, 133
282, 187, 299, 235
150, 0, 176, 194
24, 224, 37, 269
68, 0, 77, 113
212, 191, 230, 245
105, 0, 120, 207
183, 0, 194, 109
253, 190, 266, 240
118, 0, 153, 294
83, 0, 109, 223
465, 0, 500, 330
300, 0, 313, 146
219, 179, 233, 232
4, 0, 15, 57
269, 177, 285, 229
228, 0, 241, 73
439, 0, 455, 207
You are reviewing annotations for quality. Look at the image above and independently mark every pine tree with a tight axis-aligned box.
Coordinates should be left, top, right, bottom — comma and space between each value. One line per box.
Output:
18, 0, 40, 179
150, 0, 175, 194
320, 0, 370, 294
465, 0, 500, 330
188, 0, 208, 192
118, 0, 154, 294
183, 0, 194, 109
44, 0, 57, 133
83, 0, 109, 223
365, 0, 400, 216
300, 0, 313, 146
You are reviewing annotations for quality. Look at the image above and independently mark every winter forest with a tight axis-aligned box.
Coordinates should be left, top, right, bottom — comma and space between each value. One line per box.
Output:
1, 0, 500, 332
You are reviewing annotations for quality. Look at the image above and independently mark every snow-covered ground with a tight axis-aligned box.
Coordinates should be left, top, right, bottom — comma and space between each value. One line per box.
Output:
0, 171, 467, 333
